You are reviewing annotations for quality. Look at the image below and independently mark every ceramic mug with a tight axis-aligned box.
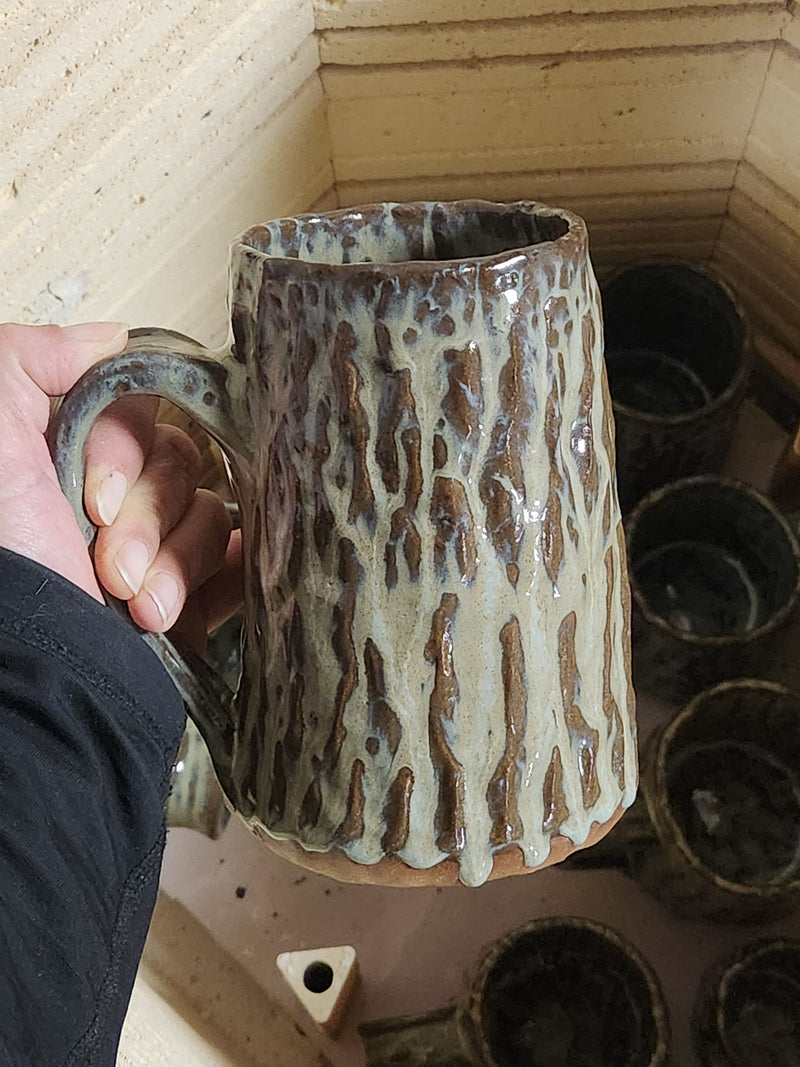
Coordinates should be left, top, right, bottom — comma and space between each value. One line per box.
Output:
49, 199, 637, 888
567, 679, 800, 921
601, 260, 750, 511
626, 476, 800, 702
692, 937, 800, 1066
359, 917, 670, 1067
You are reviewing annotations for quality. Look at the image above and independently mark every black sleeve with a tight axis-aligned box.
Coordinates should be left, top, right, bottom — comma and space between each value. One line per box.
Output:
0, 547, 186, 1066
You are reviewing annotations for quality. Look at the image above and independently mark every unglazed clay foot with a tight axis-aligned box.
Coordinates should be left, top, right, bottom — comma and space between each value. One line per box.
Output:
248, 803, 628, 888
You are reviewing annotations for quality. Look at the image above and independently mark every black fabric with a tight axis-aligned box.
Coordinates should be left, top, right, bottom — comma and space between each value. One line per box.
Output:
0, 547, 185, 1066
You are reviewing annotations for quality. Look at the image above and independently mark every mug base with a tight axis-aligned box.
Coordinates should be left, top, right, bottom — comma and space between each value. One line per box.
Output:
244, 803, 628, 887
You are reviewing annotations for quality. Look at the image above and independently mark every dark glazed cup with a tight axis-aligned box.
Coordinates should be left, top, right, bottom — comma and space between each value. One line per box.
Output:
567, 679, 800, 922
601, 260, 750, 511
48, 200, 637, 888
359, 917, 670, 1067
626, 476, 800, 702
693, 938, 800, 1066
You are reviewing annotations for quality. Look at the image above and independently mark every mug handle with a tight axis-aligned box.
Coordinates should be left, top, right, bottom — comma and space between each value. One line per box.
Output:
46, 327, 254, 814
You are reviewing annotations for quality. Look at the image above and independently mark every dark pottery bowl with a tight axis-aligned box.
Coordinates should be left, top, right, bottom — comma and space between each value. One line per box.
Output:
360, 917, 670, 1066
602, 260, 750, 511
467, 917, 671, 1067
693, 937, 800, 1066
626, 476, 800, 702
568, 680, 800, 922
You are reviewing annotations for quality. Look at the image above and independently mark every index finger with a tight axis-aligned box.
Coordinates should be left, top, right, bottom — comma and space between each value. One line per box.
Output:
83, 394, 160, 527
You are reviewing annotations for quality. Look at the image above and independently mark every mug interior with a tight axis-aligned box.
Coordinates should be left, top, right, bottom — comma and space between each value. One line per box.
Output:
602, 262, 746, 417
718, 942, 800, 1065
478, 922, 663, 1067
628, 479, 800, 641
661, 682, 800, 889
243, 202, 570, 266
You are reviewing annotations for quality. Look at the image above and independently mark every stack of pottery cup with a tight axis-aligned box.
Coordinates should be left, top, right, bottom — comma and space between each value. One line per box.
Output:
571, 261, 800, 903
568, 258, 800, 1063
602, 260, 800, 699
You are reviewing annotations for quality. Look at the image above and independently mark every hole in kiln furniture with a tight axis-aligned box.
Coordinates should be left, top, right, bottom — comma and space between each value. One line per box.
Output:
276, 945, 359, 1037
304, 961, 335, 994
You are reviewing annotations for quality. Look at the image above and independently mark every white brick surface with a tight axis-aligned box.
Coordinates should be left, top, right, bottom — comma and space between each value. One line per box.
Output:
313, 0, 783, 31
1, 0, 331, 336
319, 7, 786, 65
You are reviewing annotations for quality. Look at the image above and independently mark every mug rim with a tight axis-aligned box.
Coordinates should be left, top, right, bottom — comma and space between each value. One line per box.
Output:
603, 257, 752, 428
231, 198, 587, 272
652, 677, 800, 897
626, 474, 800, 648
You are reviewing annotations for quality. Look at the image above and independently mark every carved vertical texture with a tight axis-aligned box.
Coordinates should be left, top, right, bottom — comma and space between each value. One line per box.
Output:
487, 617, 528, 847
425, 593, 466, 855
232, 201, 636, 886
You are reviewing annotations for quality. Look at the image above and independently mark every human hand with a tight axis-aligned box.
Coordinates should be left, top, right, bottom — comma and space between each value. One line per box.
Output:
0, 321, 241, 638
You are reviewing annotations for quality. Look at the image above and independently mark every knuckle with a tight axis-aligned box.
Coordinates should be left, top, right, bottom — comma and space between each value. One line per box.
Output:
87, 396, 158, 463
154, 424, 202, 479
197, 488, 233, 536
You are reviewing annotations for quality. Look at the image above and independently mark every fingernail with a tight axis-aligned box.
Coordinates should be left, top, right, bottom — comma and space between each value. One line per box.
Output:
144, 572, 180, 626
96, 471, 127, 526
115, 540, 149, 596
62, 321, 128, 344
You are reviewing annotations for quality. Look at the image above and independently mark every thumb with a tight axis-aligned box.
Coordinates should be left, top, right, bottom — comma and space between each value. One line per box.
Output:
0, 321, 129, 601
3, 321, 129, 400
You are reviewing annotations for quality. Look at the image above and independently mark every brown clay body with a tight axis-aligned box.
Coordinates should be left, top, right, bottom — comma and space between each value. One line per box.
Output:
248, 804, 627, 887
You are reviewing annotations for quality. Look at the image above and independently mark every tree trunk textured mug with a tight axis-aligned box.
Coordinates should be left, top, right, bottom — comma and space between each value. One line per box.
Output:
49, 200, 637, 887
